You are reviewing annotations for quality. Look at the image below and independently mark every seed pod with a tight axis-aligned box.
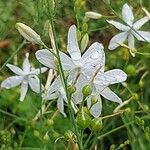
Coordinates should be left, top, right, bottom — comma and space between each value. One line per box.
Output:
67, 85, 76, 94
82, 84, 92, 97
15, 23, 42, 44
81, 33, 89, 52
76, 108, 91, 129
43, 132, 50, 143
90, 118, 103, 132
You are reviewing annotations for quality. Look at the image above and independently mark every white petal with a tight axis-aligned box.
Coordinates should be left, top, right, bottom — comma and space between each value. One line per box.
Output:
133, 31, 150, 42
133, 16, 149, 30
101, 87, 122, 104
122, 3, 134, 26
67, 25, 81, 61
1, 76, 23, 89
108, 32, 128, 50
82, 42, 105, 70
20, 80, 28, 101
22, 53, 31, 73
44, 92, 59, 100
107, 20, 129, 31
87, 95, 102, 118
28, 77, 41, 93
30, 67, 48, 75
128, 34, 135, 57
73, 74, 88, 104
35, 49, 55, 69
6, 64, 24, 75
128, 34, 135, 49
57, 97, 66, 117
95, 69, 127, 86
59, 51, 75, 71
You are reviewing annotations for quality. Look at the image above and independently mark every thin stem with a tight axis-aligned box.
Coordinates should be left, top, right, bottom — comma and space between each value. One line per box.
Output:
0, 40, 26, 72
83, 132, 93, 149
45, 1, 82, 149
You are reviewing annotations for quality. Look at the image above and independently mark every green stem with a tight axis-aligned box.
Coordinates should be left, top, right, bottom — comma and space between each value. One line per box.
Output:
45, 1, 82, 149
83, 132, 93, 149
0, 40, 26, 72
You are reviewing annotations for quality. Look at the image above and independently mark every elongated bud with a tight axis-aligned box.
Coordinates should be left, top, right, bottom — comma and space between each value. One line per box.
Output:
47, 119, 54, 127
90, 118, 103, 132
76, 108, 91, 129
81, 33, 89, 52
85, 11, 102, 19
15, 23, 42, 44
91, 95, 98, 106
82, 84, 92, 97
43, 132, 50, 143
33, 130, 40, 138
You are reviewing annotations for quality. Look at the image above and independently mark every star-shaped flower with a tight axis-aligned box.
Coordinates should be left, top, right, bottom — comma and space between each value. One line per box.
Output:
107, 3, 150, 56
1, 53, 47, 101
87, 65, 127, 118
36, 25, 105, 103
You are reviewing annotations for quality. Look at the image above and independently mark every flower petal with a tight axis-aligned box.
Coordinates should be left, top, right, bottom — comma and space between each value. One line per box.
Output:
133, 16, 149, 30
59, 51, 75, 71
67, 25, 81, 61
87, 95, 102, 118
101, 87, 122, 104
20, 80, 28, 101
28, 76, 41, 93
107, 20, 129, 31
128, 34, 135, 57
57, 97, 66, 117
6, 64, 24, 75
1, 76, 23, 89
35, 49, 55, 69
30, 67, 48, 75
133, 31, 150, 42
108, 32, 128, 50
22, 53, 31, 73
122, 3, 134, 26
82, 42, 105, 70
95, 69, 127, 86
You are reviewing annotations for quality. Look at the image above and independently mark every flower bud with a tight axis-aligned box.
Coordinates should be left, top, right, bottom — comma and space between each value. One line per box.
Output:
91, 95, 98, 105
47, 119, 54, 127
125, 65, 137, 76
33, 130, 40, 138
139, 80, 144, 88
76, 108, 91, 129
90, 118, 103, 132
15, 23, 42, 44
82, 84, 92, 97
64, 130, 74, 140
43, 132, 50, 143
81, 33, 89, 52
67, 85, 76, 94
85, 12, 102, 19
82, 23, 88, 32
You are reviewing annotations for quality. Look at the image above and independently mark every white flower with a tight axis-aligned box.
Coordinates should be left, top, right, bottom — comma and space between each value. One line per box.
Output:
16, 23, 42, 44
87, 63, 127, 118
1, 53, 47, 101
43, 76, 77, 117
36, 25, 105, 103
107, 3, 150, 56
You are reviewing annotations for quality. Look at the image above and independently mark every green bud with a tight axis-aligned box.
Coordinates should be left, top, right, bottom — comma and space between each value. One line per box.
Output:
67, 85, 76, 94
47, 119, 54, 127
43, 132, 50, 143
82, 84, 92, 97
76, 108, 91, 129
133, 93, 139, 101
91, 95, 98, 105
125, 65, 137, 76
64, 130, 74, 140
110, 144, 115, 150
82, 23, 88, 32
81, 33, 89, 52
139, 80, 144, 88
90, 118, 103, 132
33, 130, 40, 138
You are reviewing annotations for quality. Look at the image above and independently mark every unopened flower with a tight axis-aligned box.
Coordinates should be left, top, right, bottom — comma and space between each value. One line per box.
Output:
85, 11, 102, 19
107, 3, 150, 56
16, 23, 42, 44
1, 53, 47, 101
